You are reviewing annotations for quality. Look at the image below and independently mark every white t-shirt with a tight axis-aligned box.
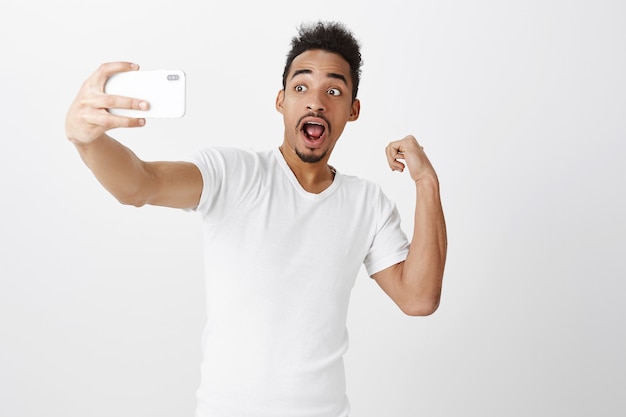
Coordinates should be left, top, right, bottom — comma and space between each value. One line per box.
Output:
188, 147, 409, 417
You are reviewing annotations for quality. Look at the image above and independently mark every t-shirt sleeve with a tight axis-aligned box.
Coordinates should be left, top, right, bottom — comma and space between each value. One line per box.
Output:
184, 147, 256, 223
363, 188, 410, 277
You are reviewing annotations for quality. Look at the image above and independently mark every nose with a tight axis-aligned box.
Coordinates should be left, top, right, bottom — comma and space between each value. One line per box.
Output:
306, 90, 326, 113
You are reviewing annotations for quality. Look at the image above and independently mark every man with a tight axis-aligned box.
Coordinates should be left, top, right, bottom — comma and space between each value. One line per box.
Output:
66, 21, 447, 417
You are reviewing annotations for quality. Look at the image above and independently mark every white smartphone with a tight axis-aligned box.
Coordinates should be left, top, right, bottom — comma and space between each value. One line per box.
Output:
104, 69, 186, 118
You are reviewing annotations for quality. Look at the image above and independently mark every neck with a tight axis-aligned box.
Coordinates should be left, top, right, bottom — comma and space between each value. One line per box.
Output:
279, 145, 336, 194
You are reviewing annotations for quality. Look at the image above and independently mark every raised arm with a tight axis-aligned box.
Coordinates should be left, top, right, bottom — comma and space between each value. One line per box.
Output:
372, 135, 447, 316
65, 62, 202, 209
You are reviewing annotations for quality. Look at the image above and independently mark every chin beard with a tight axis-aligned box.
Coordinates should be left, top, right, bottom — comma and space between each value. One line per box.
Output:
295, 148, 328, 163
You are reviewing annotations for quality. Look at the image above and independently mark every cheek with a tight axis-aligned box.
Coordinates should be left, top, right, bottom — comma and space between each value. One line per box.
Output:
282, 110, 299, 130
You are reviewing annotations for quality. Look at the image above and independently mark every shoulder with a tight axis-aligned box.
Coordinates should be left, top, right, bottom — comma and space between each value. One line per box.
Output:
188, 147, 272, 172
190, 146, 266, 162
187, 147, 273, 216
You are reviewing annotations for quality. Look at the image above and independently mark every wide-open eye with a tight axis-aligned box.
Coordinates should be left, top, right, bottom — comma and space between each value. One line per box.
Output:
295, 84, 307, 92
328, 88, 342, 96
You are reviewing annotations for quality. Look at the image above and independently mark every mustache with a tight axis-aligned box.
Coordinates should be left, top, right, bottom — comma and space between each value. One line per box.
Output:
296, 112, 332, 134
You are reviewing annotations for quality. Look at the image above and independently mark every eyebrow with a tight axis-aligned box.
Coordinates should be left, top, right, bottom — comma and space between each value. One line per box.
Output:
291, 69, 348, 86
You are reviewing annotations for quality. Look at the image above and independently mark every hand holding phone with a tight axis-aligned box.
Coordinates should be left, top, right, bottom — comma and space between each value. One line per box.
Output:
104, 69, 186, 118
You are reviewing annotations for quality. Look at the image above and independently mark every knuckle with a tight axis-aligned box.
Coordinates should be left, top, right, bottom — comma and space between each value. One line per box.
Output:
97, 62, 111, 75
101, 94, 117, 108
99, 92, 111, 103
98, 115, 116, 129
77, 97, 90, 109
131, 98, 145, 110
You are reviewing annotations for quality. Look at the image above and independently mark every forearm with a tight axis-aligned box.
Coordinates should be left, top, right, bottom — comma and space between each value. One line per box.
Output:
73, 134, 153, 206
402, 175, 447, 313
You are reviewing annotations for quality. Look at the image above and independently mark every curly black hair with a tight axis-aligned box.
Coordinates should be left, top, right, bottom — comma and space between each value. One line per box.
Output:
282, 21, 363, 101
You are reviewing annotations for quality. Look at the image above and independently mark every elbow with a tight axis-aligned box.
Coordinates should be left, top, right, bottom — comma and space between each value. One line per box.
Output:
115, 192, 149, 208
111, 177, 156, 208
399, 295, 441, 317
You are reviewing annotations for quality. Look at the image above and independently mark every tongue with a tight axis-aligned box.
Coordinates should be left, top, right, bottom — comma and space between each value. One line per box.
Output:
305, 124, 324, 139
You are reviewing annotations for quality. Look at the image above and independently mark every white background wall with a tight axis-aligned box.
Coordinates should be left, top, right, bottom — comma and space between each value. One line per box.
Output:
1, 1, 625, 416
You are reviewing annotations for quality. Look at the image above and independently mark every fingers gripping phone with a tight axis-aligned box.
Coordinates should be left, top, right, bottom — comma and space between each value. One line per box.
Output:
104, 69, 186, 118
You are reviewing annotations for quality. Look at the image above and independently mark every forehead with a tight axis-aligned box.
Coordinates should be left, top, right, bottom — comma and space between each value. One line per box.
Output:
288, 49, 352, 84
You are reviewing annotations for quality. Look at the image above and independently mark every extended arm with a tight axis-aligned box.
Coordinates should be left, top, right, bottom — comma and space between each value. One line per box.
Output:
65, 62, 202, 209
372, 135, 447, 316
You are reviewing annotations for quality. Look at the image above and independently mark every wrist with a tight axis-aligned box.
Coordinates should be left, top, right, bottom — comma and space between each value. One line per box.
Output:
68, 132, 108, 148
414, 171, 439, 188
414, 174, 440, 201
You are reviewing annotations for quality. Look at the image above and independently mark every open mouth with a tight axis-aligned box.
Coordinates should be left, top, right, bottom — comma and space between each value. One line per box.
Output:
302, 121, 326, 141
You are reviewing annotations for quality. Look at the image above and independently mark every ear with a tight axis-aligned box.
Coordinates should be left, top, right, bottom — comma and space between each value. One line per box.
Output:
275, 89, 285, 114
348, 98, 361, 121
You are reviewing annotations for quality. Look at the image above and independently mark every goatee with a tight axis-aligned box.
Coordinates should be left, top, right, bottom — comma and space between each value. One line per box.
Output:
295, 147, 328, 163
